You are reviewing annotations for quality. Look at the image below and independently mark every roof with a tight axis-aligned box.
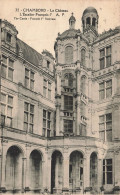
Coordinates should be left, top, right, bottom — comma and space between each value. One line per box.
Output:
83, 7, 98, 15
17, 38, 43, 66
69, 15, 76, 22
42, 49, 55, 60
93, 26, 120, 44
57, 29, 80, 40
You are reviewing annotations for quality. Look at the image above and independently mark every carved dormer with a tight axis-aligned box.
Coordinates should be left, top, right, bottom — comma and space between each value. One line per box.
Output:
1, 20, 18, 52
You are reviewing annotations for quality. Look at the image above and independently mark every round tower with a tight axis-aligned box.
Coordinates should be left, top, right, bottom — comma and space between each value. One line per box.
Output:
82, 7, 99, 33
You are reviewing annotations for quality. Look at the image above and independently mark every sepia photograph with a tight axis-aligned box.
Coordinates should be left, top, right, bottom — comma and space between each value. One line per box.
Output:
0, 0, 120, 194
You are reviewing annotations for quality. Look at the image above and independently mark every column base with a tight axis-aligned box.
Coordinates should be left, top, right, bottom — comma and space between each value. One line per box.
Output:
53, 188, 62, 194
24, 187, 31, 192
113, 186, 120, 194
75, 187, 81, 194
84, 187, 93, 194
0, 187, 6, 193
62, 188, 70, 195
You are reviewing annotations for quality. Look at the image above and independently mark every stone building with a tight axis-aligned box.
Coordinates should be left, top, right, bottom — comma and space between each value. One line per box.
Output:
0, 7, 120, 194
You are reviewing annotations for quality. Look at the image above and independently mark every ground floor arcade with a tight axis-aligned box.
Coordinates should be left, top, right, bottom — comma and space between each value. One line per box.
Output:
0, 139, 119, 194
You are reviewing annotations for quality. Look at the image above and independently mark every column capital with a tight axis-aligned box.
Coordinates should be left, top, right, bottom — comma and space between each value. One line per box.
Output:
75, 67, 81, 73
22, 157, 26, 160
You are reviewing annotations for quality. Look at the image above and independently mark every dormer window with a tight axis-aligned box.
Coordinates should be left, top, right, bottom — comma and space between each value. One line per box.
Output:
6, 32, 12, 43
47, 60, 50, 69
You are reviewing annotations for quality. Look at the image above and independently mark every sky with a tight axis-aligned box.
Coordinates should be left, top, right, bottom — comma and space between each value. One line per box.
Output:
0, 0, 120, 56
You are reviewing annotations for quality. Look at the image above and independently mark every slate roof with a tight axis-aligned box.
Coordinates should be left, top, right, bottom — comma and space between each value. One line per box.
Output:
83, 7, 98, 15
57, 29, 80, 40
17, 38, 43, 66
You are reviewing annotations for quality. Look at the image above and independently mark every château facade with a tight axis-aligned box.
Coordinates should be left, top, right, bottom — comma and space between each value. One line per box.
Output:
0, 7, 120, 194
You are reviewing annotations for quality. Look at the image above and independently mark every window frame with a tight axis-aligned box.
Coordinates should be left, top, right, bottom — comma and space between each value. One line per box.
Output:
64, 95, 73, 111
64, 119, 73, 133
6, 32, 12, 44
65, 45, 73, 64
1, 93, 13, 127
99, 113, 112, 142
43, 78, 51, 99
81, 48, 86, 67
103, 159, 113, 184
43, 109, 51, 137
64, 73, 74, 88
1, 55, 14, 81
99, 45, 112, 70
25, 68, 35, 90
24, 102, 34, 133
99, 79, 112, 100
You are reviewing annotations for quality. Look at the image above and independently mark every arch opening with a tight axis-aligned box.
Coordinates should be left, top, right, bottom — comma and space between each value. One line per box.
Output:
5, 146, 23, 190
86, 17, 91, 26
51, 151, 63, 194
29, 150, 43, 190
69, 151, 84, 192
92, 18, 96, 27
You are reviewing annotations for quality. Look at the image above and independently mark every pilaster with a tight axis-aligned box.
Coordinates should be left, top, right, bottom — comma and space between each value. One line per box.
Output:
63, 152, 69, 190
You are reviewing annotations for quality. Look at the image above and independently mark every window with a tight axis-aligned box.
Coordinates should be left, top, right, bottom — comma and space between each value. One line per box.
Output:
86, 17, 90, 26
47, 60, 50, 69
65, 46, 73, 64
43, 110, 51, 137
64, 73, 73, 87
100, 46, 111, 69
92, 18, 96, 27
81, 49, 86, 67
48, 82, 51, 99
1, 93, 13, 127
24, 102, 34, 133
43, 79, 51, 99
25, 68, 34, 90
64, 120, 73, 133
81, 75, 87, 95
1, 55, 14, 81
64, 95, 73, 111
6, 32, 12, 43
99, 113, 112, 142
99, 80, 112, 100
80, 123, 86, 136
103, 159, 112, 184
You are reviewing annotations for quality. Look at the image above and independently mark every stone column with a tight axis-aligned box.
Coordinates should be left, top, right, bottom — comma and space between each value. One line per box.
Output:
56, 104, 61, 136
42, 153, 48, 190
83, 154, 90, 190
55, 71, 61, 136
97, 159, 103, 193
24, 146, 30, 192
22, 157, 26, 192
63, 153, 69, 191
76, 68, 81, 135
0, 145, 6, 191
47, 155, 52, 192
